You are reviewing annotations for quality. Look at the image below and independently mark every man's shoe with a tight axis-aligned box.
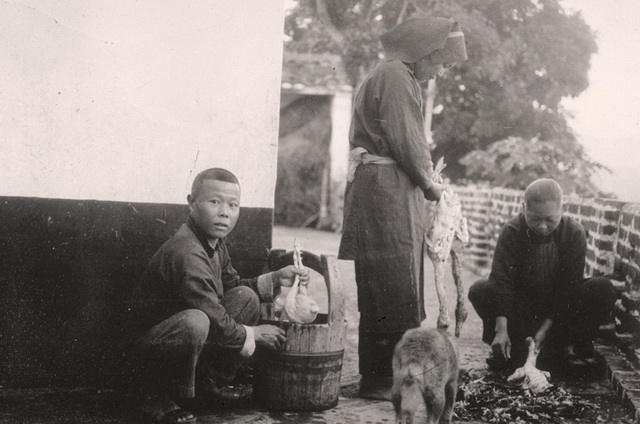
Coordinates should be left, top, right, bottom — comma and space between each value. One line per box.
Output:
562, 343, 597, 368
197, 375, 252, 406
486, 353, 509, 371
359, 375, 393, 401
202, 382, 253, 405
573, 341, 596, 359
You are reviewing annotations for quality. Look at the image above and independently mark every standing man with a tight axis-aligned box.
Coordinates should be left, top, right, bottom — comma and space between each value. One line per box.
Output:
338, 17, 468, 400
130, 168, 309, 424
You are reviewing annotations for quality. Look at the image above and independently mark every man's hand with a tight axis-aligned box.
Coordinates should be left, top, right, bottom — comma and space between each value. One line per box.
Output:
425, 182, 444, 202
492, 316, 511, 361
274, 265, 310, 288
492, 330, 511, 361
533, 318, 553, 351
253, 324, 286, 350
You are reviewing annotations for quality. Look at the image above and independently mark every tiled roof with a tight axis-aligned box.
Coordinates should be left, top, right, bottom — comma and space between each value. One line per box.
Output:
281, 52, 352, 94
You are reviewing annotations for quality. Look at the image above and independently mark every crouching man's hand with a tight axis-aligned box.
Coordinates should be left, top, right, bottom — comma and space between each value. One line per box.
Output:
253, 324, 286, 350
491, 316, 511, 361
273, 265, 310, 288
533, 318, 553, 351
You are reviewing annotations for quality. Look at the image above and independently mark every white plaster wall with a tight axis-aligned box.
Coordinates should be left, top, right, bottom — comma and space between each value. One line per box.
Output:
0, 1, 284, 208
330, 91, 352, 184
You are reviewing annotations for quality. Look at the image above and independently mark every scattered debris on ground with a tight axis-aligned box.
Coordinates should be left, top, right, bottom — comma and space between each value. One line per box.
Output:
454, 369, 600, 423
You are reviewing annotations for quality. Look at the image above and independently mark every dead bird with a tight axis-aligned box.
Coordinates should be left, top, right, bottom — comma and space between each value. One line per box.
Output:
425, 158, 469, 337
392, 327, 459, 424
507, 337, 552, 394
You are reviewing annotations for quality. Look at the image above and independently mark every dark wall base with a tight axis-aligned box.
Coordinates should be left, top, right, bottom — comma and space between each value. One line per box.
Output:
0, 196, 272, 387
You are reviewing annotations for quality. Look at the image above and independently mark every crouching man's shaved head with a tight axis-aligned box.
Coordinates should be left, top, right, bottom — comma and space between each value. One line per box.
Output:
523, 178, 564, 237
524, 178, 563, 207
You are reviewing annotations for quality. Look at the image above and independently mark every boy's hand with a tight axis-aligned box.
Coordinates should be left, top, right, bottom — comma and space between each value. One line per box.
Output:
253, 324, 286, 350
274, 265, 310, 288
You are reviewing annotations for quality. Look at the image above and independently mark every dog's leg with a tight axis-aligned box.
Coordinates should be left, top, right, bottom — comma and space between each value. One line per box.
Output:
439, 380, 457, 424
424, 390, 446, 424
451, 249, 467, 337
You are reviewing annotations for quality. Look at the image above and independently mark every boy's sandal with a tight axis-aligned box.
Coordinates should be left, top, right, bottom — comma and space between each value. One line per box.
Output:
141, 399, 197, 424
161, 408, 197, 424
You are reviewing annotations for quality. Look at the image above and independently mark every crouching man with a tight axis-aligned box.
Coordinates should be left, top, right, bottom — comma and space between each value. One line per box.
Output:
130, 168, 308, 424
468, 178, 616, 371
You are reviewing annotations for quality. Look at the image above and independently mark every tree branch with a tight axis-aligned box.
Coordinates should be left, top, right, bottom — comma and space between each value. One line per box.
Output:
409, 0, 425, 15
396, 0, 409, 25
315, 0, 346, 49
365, 0, 374, 21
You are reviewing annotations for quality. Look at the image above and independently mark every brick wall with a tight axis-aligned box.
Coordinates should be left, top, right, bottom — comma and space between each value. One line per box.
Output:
454, 185, 640, 365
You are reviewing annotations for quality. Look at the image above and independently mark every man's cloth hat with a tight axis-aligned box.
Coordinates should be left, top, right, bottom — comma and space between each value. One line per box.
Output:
380, 17, 467, 64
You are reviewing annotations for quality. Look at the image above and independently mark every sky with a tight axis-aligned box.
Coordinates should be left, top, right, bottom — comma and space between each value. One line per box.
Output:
561, 0, 640, 202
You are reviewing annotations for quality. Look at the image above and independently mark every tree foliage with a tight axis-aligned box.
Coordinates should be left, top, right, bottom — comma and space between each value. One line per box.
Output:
285, 0, 603, 195
459, 136, 606, 195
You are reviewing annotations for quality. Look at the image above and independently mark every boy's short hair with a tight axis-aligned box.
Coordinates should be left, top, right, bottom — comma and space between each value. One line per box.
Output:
524, 178, 563, 206
191, 168, 239, 198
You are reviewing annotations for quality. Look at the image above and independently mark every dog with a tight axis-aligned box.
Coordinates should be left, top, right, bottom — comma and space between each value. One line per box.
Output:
391, 327, 459, 424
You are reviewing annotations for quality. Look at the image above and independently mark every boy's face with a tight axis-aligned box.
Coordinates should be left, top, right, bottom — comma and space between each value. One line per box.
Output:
523, 199, 562, 237
188, 179, 241, 242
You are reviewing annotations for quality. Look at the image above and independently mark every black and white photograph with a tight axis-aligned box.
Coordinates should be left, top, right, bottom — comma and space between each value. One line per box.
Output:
1, 1, 639, 423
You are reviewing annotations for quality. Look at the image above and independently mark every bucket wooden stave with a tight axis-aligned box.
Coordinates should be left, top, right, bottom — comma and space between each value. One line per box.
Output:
254, 253, 347, 411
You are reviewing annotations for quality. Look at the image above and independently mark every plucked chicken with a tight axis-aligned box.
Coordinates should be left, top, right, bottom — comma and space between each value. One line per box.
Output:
507, 337, 552, 394
275, 239, 319, 324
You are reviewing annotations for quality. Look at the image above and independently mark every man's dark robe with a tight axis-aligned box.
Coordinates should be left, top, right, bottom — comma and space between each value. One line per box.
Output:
338, 60, 436, 377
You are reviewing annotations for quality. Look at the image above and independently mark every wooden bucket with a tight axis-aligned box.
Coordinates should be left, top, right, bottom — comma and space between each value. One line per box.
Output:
254, 252, 347, 411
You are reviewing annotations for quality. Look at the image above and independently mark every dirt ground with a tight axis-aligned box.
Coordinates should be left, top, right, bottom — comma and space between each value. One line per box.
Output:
0, 226, 634, 423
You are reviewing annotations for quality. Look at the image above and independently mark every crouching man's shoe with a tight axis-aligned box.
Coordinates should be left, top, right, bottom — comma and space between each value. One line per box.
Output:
563, 342, 597, 367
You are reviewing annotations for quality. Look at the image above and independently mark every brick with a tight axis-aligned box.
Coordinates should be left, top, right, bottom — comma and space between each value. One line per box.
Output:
624, 387, 640, 403
596, 239, 614, 251
605, 209, 622, 221
595, 343, 617, 355
612, 279, 627, 292
620, 229, 629, 241
618, 243, 630, 256
602, 224, 618, 236
612, 370, 639, 397
628, 392, 640, 411
604, 355, 634, 376
616, 332, 636, 351
623, 213, 634, 226
622, 292, 640, 310
628, 391, 640, 406
597, 257, 611, 266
